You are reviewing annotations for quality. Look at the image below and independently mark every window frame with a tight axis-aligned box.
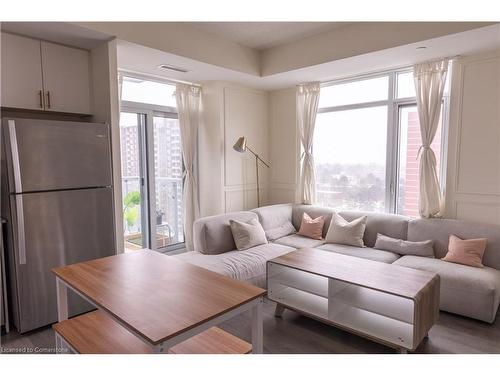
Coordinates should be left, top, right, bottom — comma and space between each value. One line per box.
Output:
316, 66, 451, 215
120, 74, 185, 253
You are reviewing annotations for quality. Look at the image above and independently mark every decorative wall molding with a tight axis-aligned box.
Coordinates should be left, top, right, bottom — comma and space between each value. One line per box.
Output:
445, 50, 500, 223
453, 56, 500, 196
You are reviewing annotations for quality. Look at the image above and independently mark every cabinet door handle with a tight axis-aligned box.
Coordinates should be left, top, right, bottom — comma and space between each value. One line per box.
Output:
46, 91, 51, 109
38, 90, 44, 108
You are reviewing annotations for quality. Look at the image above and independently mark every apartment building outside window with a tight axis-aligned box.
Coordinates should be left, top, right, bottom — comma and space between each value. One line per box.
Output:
119, 75, 184, 252
314, 67, 450, 217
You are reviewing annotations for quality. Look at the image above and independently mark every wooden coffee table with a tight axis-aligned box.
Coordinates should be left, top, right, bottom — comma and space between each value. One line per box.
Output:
267, 248, 440, 353
52, 249, 265, 354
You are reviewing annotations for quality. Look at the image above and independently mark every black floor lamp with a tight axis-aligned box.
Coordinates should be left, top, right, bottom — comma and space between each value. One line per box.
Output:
233, 136, 270, 207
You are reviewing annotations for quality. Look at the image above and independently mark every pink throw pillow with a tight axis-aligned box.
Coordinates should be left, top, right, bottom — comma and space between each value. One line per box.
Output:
297, 212, 325, 240
442, 234, 487, 268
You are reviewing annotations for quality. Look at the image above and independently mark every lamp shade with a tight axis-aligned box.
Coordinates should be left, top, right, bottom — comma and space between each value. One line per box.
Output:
233, 137, 247, 153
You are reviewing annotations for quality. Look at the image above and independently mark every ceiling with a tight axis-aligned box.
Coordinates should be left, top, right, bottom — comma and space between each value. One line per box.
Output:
117, 23, 500, 90
1, 22, 111, 49
190, 22, 350, 50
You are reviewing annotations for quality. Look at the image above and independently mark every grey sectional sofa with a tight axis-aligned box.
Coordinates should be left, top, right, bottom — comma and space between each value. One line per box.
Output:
176, 203, 500, 323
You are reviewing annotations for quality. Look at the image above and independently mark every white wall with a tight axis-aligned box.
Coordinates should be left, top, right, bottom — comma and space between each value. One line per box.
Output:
90, 39, 122, 253
268, 87, 299, 204
445, 50, 500, 225
199, 82, 270, 216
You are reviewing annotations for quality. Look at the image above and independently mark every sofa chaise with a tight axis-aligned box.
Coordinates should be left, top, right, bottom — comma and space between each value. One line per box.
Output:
176, 204, 500, 323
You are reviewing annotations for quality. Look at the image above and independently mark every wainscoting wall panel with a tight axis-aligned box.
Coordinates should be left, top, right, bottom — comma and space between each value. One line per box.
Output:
198, 82, 270, 216
446, 50, 500, 225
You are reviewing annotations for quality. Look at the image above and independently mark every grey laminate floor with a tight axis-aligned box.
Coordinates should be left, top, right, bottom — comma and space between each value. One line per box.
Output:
1, 298, 499, 354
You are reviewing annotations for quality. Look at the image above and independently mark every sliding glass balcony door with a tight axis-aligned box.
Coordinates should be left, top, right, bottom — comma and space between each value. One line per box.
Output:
120, 112, 149, 251
120, 109, 184, 252
153, 114, 184, 248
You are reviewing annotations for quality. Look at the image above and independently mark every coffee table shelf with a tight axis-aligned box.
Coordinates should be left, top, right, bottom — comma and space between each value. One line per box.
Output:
270, 264, 328, 298
271, 286, 329, 319
267, 248, 440, 352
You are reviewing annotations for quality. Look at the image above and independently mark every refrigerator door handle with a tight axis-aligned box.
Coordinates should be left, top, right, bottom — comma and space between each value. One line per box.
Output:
8, 120, 23, 193
15, 195, 27, 265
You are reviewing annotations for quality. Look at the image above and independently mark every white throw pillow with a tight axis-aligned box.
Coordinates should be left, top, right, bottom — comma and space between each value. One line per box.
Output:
229, 218, 268, 250
325, 212, 367, 247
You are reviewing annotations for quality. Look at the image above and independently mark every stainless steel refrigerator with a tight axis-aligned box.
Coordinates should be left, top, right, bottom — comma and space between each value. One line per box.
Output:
1, 118, 116, 333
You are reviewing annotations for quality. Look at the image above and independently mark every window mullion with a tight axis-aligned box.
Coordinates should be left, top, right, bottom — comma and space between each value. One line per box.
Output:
386, 72, 397, 214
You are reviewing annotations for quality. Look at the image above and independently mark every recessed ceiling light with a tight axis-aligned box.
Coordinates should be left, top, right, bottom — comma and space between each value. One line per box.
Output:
416, 46, 427, 50
157, 64, 189, 73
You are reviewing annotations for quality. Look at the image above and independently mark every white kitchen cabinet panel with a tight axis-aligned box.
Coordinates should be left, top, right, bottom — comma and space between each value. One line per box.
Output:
1, 32, 44, 110
40, 41, 91, 114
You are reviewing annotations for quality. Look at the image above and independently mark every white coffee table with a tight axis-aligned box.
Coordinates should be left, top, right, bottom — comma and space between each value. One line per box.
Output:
267, 248, 440, 353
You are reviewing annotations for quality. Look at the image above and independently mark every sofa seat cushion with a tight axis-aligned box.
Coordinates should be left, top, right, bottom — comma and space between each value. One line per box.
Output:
274, 234, 325, 249
316, 243, 400, 264
393, 255, 500, 323
175, 243, 295, 289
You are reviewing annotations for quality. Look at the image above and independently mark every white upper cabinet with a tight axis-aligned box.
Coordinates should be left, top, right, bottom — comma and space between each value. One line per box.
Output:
1, 32, 44, 110
0, 32, 91, 114
40, 41, 91, 114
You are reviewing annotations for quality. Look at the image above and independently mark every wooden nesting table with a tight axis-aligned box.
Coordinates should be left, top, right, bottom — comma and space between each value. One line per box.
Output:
52, 249, 265, 354
267, 248, 440, 353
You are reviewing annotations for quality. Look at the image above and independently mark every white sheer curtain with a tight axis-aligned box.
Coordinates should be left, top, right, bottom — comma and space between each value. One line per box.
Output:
175, 83, 201, 251
297, 82, 321, 204
413, 58, 449, 218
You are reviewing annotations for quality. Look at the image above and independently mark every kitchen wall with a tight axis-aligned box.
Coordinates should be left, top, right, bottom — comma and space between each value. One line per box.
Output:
267, 49, 500, 226
199, 82, 270, 216
445, 49, 500, 225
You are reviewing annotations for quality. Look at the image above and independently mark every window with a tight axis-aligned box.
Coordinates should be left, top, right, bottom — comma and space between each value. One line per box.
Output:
315, 106, 388, 212
122, 76, 177, 107
315, 68, 450, 216
318, 76, 389, 108
120, 75, 184, 252
396, 104, 443, 217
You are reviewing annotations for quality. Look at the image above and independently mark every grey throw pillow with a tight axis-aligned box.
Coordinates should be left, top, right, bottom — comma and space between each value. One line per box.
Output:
374, 233, 435, 258
265, 221, 296, 241
325, 212, 367, 247
229, 218, 268, 250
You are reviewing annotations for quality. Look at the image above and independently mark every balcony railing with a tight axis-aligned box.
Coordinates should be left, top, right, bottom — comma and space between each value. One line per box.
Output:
122, 176, 183, 251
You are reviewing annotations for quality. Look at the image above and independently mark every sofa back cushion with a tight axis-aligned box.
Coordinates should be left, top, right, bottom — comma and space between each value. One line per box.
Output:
339, 211, 409, 248
292, 205, 336, 238
408, 218, 500, 270
252, 203, 293, 230
193, 211, 258, 255
252, 204, 295, 240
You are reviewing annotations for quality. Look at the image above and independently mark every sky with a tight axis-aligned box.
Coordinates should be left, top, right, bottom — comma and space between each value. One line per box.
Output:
314, 106, 388, 165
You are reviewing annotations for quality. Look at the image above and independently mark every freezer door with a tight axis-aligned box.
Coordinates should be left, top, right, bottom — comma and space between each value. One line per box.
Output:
2, 118, 112, 193
10, 188, 115, 332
